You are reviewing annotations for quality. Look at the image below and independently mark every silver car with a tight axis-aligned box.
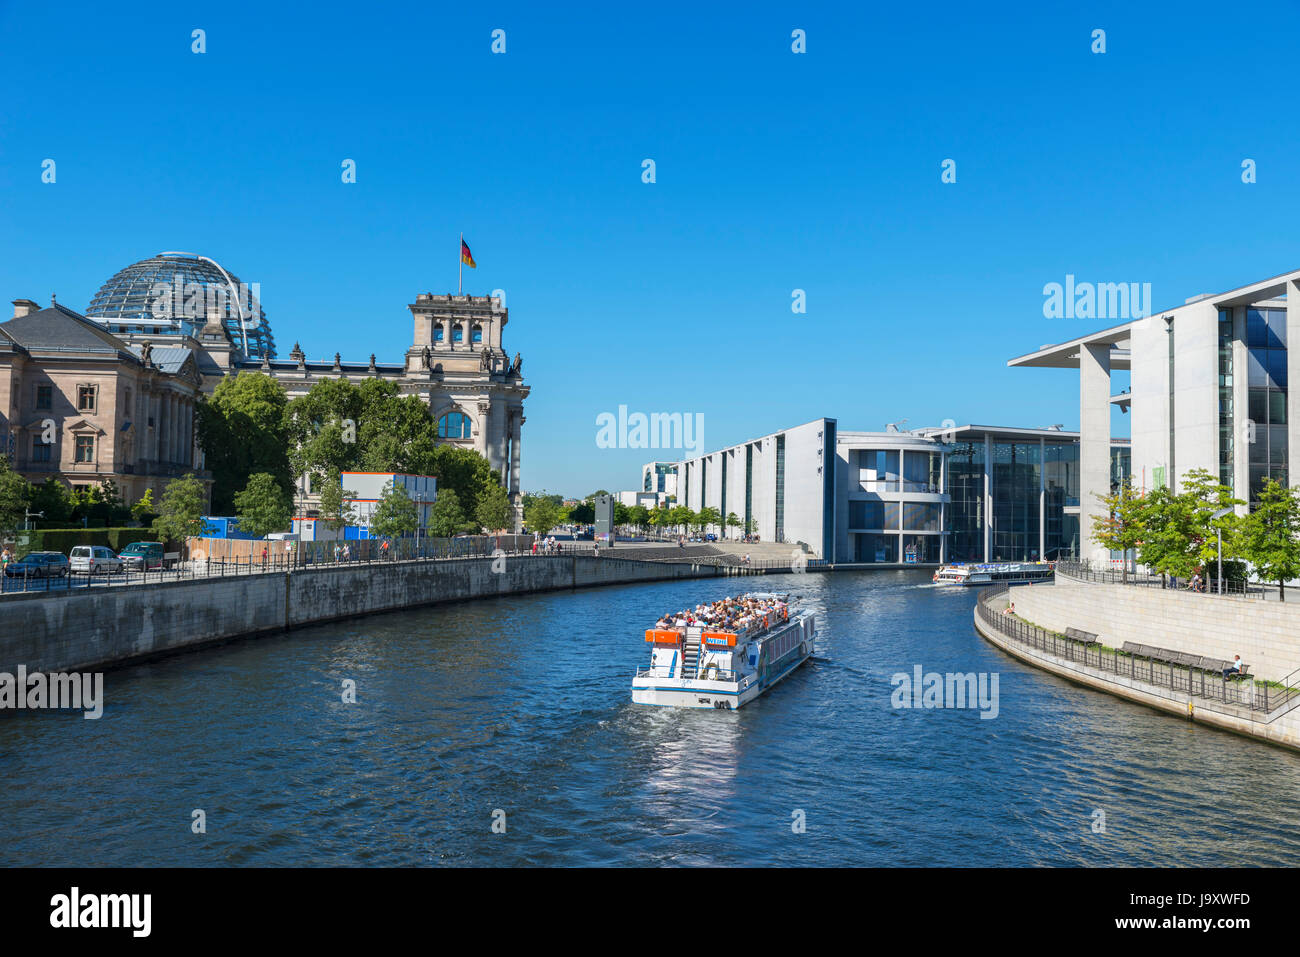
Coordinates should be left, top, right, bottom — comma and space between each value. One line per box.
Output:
69, 545, 124, 575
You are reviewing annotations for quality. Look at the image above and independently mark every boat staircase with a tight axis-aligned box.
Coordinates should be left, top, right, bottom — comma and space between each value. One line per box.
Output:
680, 634, 701, 679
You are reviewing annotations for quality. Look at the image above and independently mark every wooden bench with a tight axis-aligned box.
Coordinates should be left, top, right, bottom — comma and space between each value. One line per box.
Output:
1065, 627, 1102, 647
1119, 643, 1252, 680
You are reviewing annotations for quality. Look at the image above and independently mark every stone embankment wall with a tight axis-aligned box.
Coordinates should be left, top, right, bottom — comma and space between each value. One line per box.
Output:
972, 601, 1300, 752
1009, 571, 1300, 682
0, 556, 720, 674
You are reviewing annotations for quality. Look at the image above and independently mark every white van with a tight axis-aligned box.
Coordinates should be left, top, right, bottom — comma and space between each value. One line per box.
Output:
69, 545, 124, 575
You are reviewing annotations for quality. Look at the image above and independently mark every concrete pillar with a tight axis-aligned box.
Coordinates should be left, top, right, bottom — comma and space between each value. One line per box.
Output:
1287, 283, 1300, 500
1080, 342, 1113, 563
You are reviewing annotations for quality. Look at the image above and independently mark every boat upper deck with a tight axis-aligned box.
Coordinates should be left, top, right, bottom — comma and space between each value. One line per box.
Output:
650, 593, 794, 642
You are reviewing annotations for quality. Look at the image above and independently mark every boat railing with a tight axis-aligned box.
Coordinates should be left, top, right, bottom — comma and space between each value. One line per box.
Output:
637, 665, 743, 682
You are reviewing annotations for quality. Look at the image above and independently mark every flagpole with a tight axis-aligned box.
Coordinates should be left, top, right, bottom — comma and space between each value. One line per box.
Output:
458, 232, 463, 295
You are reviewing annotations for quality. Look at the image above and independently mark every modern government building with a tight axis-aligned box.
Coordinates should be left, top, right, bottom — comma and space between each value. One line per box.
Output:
665, 267, 1298, 564
667, 417, 1130, 564
1011, 268, 1300, 562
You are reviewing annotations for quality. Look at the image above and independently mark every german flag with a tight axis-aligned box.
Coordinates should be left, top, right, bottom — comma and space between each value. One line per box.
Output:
460, 238, 476, 269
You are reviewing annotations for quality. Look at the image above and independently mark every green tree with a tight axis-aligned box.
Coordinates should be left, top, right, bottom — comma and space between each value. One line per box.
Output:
627, 504, 650, 531
284, 378, 364, 480
130, 488, 156, 525
1238, 479, 1300, 601
475, 481, 513, 532
369, 480, 418, 539
523, 493, 565, 537
725, 511, 742, 539
1180, 467, 1243, 572
0, 458, 30, 536
234, 473, 293, 539
197, 372, 292, 513
427, 488, 467, 538
1089, 480, 1146, 582
29, 478, 73, 525
669, 505, 694, 536
613, 501, 631, 527
152, 474, 208, 547
1137, 469, 1242, 584
317, 472, 357, 532
697, 506, 721, 535
568, 501, 595, 525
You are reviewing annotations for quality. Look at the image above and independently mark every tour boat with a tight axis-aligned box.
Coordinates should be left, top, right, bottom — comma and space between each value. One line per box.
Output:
631, 593, 815, 710
932, 561, 1055, 586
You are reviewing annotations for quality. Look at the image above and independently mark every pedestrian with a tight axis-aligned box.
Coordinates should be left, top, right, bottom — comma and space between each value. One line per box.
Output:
342, 543, 351, 562
334, 543, 341, 563
381, 539, 390, 561
261, 544, 268, 566
286, 540, 294, 565
1223, 655, 1242, 680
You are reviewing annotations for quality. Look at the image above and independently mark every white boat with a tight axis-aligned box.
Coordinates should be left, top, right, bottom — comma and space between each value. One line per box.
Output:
631, 593, 815, 710
932, 561, 1054, 586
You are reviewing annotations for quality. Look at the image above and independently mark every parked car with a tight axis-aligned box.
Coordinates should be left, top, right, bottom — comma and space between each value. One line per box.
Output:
69, 545, 125, 575
119, 541, 167, 571
4, 551, 70, 578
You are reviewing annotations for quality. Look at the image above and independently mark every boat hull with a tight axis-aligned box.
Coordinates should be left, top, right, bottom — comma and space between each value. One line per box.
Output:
632, 633, 814, 710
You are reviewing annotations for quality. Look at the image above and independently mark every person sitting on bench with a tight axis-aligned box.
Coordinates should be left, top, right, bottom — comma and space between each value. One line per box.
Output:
1223, 655, 1242, 679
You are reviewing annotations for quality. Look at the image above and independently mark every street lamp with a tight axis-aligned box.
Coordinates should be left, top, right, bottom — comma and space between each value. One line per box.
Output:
1211, 506, 1234, 595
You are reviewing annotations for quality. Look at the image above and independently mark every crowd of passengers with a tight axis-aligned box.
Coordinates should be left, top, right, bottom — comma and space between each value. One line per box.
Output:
655, 596, 788, 633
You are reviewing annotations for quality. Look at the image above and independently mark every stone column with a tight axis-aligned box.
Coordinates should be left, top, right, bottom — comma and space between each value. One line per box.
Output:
184, 400, 194, 468
1080, 341, 1113, 564
474, 401, 489, 458
170, 394, 178, 464
509, 412, 522, 496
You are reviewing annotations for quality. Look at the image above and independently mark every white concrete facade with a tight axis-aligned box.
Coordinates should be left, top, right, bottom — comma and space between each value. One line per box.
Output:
1011, 268, 1300, 562
676, 419, 834, 555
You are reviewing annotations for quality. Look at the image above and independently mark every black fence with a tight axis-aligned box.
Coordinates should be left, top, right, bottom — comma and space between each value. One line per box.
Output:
1055, 558, 1274, 600
976, 584, 1300, 719
0, 545, 812, 598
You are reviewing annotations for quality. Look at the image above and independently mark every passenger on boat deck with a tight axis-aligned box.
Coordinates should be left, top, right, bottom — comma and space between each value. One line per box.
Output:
657, 596, 788, 633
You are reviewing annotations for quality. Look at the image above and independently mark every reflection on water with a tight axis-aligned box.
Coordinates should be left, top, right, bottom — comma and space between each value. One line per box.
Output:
1, 570, 1299, 866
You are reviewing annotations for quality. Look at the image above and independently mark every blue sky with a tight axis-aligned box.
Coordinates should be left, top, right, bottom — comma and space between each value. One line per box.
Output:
2, 1, 1298, 497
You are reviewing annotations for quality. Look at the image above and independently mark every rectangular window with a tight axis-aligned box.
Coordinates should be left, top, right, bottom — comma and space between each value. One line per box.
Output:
31, 436, 51, 462
35, 385, 52, 410
848, 500, 886, 529
75, 435, 95, 463
78, 385, 97, 412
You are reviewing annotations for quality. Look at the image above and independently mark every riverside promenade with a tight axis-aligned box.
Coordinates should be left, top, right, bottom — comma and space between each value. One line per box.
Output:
973, 569, 1300, 752
0, 551, 777, 676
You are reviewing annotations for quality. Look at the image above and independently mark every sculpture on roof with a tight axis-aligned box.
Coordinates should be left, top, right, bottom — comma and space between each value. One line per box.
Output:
140, 341, 153, 366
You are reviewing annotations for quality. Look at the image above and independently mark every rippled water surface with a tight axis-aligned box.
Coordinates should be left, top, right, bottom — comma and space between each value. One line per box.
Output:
3, 569, 1300, 866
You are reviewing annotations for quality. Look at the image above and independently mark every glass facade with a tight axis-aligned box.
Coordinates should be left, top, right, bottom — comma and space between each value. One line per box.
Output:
1218, 309, 1235, 492
86, 253, 276, 359
946, 440, 985, 562
774, 435, 786, 542
991, 442, 1041, 560
1246, 307, 1287, 503
854, 532, 898, 563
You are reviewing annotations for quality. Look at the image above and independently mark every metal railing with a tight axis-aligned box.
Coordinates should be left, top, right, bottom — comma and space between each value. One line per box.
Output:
0, 545, 798, 599
976, 585, 1300, 719
1055, 558, 1272, 599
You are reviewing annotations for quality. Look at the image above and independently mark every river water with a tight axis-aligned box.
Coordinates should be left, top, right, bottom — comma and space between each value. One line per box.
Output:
2, 569, 1299, 866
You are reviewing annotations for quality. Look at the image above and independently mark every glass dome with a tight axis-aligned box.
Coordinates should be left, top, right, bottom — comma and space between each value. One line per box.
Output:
85, 252, 276, 359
